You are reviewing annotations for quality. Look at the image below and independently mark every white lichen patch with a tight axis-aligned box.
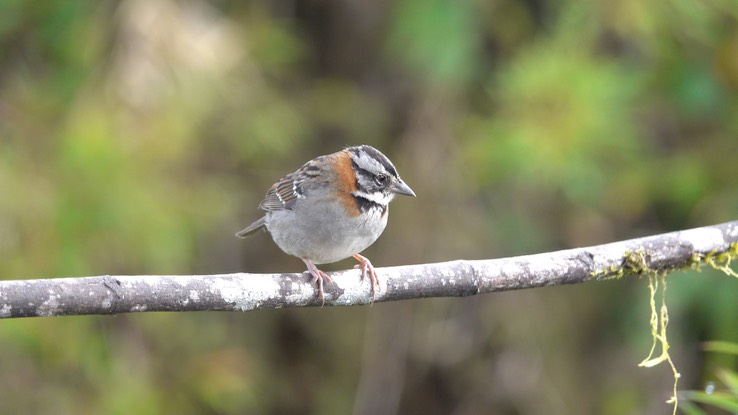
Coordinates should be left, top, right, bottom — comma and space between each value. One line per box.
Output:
37, 295, 60, 317
680, 227, 725, 252
330, 271, 383, 306
284, 282, 316, 304
212, 276, 281, 311
0, 304, 11, 318
130, 304, 148, 312
727, 223, 738, 238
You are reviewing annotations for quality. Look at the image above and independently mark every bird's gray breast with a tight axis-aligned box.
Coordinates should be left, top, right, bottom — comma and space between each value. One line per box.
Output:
265, 194, 388, 264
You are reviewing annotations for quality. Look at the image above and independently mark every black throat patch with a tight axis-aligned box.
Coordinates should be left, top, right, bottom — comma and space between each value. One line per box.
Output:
353, 194, 387, 215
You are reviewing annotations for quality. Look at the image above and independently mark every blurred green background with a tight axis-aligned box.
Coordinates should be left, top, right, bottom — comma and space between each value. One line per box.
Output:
1, 1, 737, 414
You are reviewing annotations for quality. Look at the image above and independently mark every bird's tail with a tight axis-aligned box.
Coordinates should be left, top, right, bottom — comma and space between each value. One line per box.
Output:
236, 217, 266, 238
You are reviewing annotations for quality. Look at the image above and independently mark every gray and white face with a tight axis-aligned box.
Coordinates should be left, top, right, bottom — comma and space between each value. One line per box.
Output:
348, 145, 415, 212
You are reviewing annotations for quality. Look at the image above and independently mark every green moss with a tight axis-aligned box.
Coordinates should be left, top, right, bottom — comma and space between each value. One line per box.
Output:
593, 242, 738, 280
591, 249, 651, 280
590, 242, 738, 415
691, 242, 738, 277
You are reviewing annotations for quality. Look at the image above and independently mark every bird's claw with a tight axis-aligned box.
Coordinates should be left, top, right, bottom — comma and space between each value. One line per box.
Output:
353, 254, 379, 305
302, 258, 332, 307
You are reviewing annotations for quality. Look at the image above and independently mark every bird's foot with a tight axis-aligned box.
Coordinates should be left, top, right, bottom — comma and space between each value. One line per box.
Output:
301, 258, 332, 307
353, 253, 379, 305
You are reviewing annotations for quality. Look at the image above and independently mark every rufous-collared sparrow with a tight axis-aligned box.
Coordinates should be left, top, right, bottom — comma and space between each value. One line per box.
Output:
237, 145, 415, 305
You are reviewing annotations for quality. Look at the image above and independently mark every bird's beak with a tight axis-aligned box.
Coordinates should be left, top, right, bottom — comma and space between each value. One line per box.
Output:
391, 179, 416, 197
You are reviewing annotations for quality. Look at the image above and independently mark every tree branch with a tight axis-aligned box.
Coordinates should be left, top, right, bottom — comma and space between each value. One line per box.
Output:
2, 220, 737, 318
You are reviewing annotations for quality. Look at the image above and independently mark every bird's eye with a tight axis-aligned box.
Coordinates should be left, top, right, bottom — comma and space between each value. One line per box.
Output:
374, 174, 388, 186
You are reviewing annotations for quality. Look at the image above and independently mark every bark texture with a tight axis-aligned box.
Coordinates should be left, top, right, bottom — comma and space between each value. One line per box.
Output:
1, 221, 736, 318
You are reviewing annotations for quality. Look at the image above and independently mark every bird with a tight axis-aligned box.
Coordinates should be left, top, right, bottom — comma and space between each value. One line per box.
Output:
236, 145, 415, 306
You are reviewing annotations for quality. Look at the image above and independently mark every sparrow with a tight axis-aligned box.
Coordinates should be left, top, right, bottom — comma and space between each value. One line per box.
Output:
237, 145, 415, 305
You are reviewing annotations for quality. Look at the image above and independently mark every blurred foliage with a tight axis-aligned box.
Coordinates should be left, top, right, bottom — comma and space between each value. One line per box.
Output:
1, 1, 737, 414
681, 342, 738, 414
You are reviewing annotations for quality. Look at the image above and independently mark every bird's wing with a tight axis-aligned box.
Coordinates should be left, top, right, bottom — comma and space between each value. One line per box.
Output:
257, 155, 331, 211
258, 171, 305, 211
